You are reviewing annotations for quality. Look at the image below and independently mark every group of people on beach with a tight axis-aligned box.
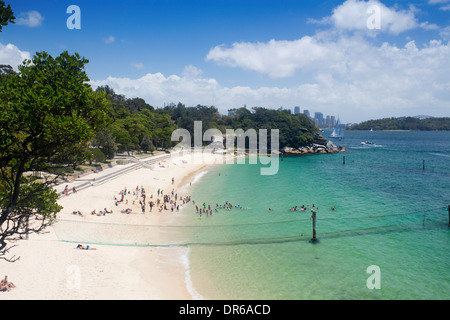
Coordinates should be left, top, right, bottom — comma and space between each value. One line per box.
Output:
91, 208, 113, 216
63, 185, 77, 196
112, 185, 192, 215
72, 208, 113, 217
70, 182, 192, 218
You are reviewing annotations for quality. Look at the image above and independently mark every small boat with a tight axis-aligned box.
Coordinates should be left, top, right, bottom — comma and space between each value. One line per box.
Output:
330, 116, 344, 139
361, 141, 374, 145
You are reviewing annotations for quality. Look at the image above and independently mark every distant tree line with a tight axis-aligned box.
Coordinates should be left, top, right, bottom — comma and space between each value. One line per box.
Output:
91, 90, 323, 159
349, 117, 450, 131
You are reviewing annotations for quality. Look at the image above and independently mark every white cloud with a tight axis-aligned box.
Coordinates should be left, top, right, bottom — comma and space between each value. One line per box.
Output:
103, 36, 115, 44
428, 0, 450, 11
440, 26, 450, 40
330, 0, 420, 35
92, 38, 450, 122
428, 0, 450, 4
183, 65, 203, 78
0, 43, 31, 71
309, 0, 437, 35
419, 22, 439, 30
206, 1, 444, 80
16, 11, 44, 27
91, 72, 220, 108
131, 62, 145, 69
206, 37, 336, 78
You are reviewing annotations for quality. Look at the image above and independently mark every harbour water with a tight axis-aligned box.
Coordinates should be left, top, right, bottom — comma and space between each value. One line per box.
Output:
186, 130, 450, 299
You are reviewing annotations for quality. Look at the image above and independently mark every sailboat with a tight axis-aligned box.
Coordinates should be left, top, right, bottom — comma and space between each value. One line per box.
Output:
330, 117, 344, 139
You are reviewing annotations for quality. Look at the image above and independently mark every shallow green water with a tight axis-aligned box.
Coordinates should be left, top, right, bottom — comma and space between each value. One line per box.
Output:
187, 131, 450, 299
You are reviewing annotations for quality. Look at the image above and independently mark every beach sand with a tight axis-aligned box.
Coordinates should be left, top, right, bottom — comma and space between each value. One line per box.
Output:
0, 151, 227, 300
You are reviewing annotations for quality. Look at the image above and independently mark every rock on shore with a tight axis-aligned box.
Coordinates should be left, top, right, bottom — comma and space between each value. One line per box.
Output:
281, 140, 345, 156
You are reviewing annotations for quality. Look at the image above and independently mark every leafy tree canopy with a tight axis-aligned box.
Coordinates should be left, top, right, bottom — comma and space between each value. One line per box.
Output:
0, 51, 110, 261
0, 1, 15, 32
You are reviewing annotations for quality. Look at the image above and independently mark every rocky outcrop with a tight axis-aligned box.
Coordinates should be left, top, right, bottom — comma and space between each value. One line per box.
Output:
282, 140, 345, 156
312, 132, 328, 146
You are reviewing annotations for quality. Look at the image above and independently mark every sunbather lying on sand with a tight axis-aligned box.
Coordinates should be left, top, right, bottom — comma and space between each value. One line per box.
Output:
76, 244, 96, 250
0, 276, 15, 292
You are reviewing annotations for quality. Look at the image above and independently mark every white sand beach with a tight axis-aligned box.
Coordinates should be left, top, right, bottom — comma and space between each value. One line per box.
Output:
0, 151, 229, 300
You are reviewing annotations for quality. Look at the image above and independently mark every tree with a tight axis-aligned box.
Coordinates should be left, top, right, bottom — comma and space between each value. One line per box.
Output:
0, 51, 110, 261
92, 148, 106, 163
0, 1, 15, 32
140, 134, 155, 153
0, 64, 15, 80
111, 123, 133, 154
91, 130, 118, 159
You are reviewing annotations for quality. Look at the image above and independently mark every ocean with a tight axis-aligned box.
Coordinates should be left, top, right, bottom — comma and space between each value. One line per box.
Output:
185, 130, 450, 300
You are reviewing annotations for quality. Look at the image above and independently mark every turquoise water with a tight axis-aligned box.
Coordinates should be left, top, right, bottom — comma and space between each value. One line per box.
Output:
186, 131, 450, 300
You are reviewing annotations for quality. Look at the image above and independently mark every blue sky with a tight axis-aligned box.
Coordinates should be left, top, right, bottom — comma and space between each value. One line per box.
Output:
4, 0, 336, 80
1, 0, 450, 122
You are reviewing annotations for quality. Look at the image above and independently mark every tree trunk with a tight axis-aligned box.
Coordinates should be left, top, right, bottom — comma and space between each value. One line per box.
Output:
0, 160, 25, 228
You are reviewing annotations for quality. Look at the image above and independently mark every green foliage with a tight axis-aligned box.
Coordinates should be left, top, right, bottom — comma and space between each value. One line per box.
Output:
0, 51, 110, 169
0, 51, 110, 258
96, 86, 176, 152
94, 86, 323, 154
140, 134, 155, 152
0, 64, 15, 80
163, 105, 320, 148
0, 177, 61, 220
91, 148, 106, 163
91, 130, 118, 159
0, 1, 15, 32
349, 117, 450, 131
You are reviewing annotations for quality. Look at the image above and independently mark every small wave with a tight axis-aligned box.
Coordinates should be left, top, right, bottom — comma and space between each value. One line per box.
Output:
348, 144, 384, 149
179, 170, 209, 192
192, 171, 209, 184
180, 247, 204, 300
429, 152, 450, 158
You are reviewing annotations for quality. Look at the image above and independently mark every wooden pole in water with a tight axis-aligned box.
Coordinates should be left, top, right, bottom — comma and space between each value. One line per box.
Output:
448, 204, 450, 227
423, 159, 425, 170
310, 210, 319, 243
343, 156, 346, 165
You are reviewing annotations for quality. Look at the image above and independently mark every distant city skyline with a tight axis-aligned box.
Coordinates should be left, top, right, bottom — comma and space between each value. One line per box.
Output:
242, 105, 339, 127
1, 0, 449, 123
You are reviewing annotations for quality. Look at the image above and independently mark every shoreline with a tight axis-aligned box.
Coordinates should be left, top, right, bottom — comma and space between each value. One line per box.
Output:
0, 152, 227, 300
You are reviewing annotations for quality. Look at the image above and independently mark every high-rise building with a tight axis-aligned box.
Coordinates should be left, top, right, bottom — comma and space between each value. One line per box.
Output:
314, 112, 324, 127
330, 116, 336, 127
294, 106, 300, 114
